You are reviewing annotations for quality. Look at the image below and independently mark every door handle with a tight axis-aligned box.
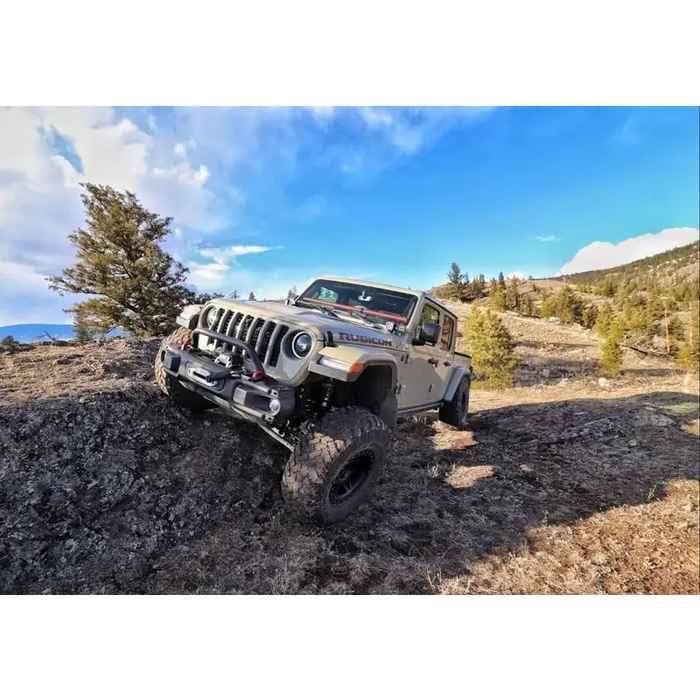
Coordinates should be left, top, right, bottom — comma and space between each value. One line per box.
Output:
428, 358, 438, 366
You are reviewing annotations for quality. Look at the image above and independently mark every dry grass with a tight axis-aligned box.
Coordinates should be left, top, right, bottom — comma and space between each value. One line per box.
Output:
1, 315, 698, 595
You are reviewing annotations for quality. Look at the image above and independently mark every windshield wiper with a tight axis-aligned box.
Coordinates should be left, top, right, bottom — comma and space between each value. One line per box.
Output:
342, 308, 387, 331
295, 299, 340, 318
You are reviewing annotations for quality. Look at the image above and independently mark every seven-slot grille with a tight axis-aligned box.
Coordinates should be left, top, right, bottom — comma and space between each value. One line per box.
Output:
203, 307, 290, 369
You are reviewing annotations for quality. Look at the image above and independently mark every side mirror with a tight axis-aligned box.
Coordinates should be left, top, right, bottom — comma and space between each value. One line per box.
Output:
415, 322, 441, 345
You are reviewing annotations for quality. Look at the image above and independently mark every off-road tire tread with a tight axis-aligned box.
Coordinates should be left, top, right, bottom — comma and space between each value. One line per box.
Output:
439, 374, 470, 429
155, 327, 212, 411
282, 406, 392, 524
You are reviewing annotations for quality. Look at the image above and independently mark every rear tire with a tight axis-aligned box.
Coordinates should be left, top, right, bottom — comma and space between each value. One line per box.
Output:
281, 407, 392, 524
439, 374, 470, 430
155, 327, 213, 412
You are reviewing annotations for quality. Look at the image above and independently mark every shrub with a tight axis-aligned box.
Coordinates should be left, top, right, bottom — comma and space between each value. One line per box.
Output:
465, 305, 518, 389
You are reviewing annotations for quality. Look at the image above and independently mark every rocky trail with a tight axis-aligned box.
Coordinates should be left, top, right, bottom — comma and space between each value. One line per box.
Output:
1, 316, 698, 594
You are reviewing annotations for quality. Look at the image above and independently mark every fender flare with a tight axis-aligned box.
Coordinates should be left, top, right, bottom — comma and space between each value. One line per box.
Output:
443, 366, 471, 402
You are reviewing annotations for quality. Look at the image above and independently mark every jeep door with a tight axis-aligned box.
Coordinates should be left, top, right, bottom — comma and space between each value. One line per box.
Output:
397, 300, 454, 408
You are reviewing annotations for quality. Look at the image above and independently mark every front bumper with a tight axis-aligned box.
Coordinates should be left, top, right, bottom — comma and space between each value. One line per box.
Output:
161, 330, 295, 425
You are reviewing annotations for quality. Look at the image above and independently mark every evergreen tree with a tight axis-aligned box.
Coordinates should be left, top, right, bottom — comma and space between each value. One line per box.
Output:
677, 301, 699, 371
595, 302, 614, 336
48, 183, 192, 337
521, 295, 535, 317
497, 271, 506, 290
229, 290, 240, 299
506, 277, 521, 311
0, 335, 21, 353
490, 286, 507, 311
447, 262, 463, 286
582, 304, 599, 330
540, 297, 556, 318
287, 285, 298, 301
73, 309, 96, 344
471, 274, 486, 299
464, 305, 518, 389
553, 286, 583, 323
599, 321, 625, 376
248, 292, 257, 301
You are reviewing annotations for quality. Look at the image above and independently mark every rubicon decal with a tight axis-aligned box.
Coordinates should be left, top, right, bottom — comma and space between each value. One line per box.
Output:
339, 332, 392, 347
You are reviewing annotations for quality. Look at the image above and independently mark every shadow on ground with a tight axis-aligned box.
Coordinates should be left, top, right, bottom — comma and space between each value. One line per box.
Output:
1, 387, 698, 594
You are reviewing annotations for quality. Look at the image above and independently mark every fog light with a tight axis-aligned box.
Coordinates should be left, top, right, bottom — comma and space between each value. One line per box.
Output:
269, 398, 281, 415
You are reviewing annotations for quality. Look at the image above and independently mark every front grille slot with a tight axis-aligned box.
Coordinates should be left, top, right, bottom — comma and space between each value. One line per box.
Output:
268, 324, 289, 367
202, 306, 292, 372
256, 321, 275, 359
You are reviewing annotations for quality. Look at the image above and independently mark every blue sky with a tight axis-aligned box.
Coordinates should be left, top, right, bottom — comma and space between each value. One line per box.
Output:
0, 106, 698, 325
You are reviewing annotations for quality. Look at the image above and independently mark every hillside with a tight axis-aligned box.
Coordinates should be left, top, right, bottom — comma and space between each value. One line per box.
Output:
556, 241, 699, 287
1, 315, 697, 594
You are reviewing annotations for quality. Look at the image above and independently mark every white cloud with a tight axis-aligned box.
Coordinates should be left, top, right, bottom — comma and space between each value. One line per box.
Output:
1, 106, 497, 324
187, 262, 230, 289
0, 106, 222, 323
309, 102, 335, 117
559, 227, 699, 274
506, 271, 526, 280
199, 245, 281, 265
529, 235, 560, 242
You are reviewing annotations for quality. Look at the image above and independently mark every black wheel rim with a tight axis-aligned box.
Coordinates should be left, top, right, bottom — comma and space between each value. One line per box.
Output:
328, 449, 375, 506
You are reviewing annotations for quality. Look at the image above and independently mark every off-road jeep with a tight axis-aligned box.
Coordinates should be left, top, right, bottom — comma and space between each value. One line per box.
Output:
155, 276, 472, 523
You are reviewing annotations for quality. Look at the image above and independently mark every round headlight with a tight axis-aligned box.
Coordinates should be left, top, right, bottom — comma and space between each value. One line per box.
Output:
292, 332, 313, 358
203, 306, 218, 328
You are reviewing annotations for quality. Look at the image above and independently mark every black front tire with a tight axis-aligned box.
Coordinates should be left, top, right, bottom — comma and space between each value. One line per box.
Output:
281, 407, 392, 524
155, 327, 213, 412
439, 374, 470, 430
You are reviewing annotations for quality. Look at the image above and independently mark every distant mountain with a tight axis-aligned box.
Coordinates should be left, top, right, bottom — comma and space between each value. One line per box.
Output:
554, 241, 699, 287
0, 324, 76, 343
0, 324, 124, 343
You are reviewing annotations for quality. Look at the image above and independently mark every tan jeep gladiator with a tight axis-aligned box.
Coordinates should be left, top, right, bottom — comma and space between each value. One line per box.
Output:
155, 276, 472, 523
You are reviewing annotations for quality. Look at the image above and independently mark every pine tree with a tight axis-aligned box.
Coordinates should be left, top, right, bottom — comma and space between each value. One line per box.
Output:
595, 302, 614, 336
521, 295, 535, 317
497, 271, 506, 290
677, 301, 699, 371
447, 262, 463, 286
490, 286, 507, 311
540, 297, 556, 318
48, 183, 193, 337
74, 309, 96, 344
582, 304, 599, 330
471, 274, 486, 299
248, 292, 257, 301
506, 277, 520, 312
553, 286, 583, 323
287, 285, 298, 301
464, 305, 518, 389
599, 321, 625, 376
0, 335, 21, 353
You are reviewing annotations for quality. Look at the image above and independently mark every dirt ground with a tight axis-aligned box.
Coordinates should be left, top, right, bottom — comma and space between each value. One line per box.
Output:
1, 311, 698, 594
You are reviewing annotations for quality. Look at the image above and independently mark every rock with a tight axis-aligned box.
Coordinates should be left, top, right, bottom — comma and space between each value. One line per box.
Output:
682, 504, 694, 513
548, 317, 560, 324
628, 440, 638, 447
541, 368, 551, 378
635, 410, 675, 428
598, 377, 612, 390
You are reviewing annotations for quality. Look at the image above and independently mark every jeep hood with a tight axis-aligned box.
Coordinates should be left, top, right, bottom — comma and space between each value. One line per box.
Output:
210, 299, 397, 346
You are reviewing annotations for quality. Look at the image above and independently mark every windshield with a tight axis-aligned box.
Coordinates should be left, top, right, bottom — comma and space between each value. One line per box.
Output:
298, 279, 418, 324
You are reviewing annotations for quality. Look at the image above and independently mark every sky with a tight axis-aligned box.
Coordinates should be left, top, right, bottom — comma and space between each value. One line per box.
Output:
0, 106, 698, 326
